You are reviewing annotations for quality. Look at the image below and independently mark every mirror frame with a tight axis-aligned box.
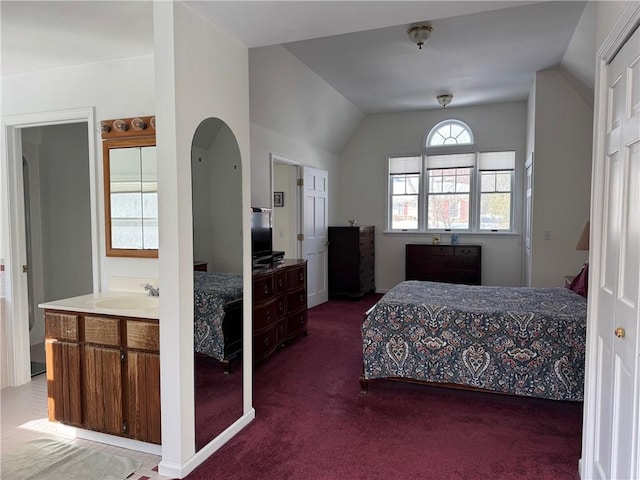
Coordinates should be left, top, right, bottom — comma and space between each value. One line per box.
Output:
102, 116, 158, 258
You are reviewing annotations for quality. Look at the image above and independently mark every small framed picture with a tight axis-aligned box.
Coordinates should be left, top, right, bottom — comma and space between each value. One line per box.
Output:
273, 191, 284, 207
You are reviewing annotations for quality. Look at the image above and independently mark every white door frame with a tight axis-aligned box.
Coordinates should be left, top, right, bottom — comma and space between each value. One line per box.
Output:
270, 153, 301, 257
580, 4, 640, 478
1, 107, 100, 386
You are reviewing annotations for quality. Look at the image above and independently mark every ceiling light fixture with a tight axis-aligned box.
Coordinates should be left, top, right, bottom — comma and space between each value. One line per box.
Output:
437, 94, 453, 108
407, 23, 432, 50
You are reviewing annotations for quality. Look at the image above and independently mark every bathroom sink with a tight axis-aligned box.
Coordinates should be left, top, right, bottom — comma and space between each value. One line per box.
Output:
94, 296, 159, 310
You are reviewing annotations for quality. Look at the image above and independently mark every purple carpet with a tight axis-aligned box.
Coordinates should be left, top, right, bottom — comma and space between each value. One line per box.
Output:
187, 294, 583, 480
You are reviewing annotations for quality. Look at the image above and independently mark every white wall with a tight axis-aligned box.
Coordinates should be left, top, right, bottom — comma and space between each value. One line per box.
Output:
38, 124, 93, 303
154, 1, 252, 475
531, 69, 592, 287
251, 123, 341, 223
191, 130, 243, 274
249, 45, 364, 156
2, 55, 158, 289
22, 124, 93, 347
191, 145, 212, 268
207, 126, 243, 274
596, 1, 630, 47
272, 162, 297, 256
339, 102, 528, 290
249, 45, 364, 217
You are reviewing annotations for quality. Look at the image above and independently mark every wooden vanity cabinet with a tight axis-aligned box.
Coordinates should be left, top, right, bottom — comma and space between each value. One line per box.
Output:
126, 320, 161, 444
44, 311, 161, 444
45, 312, 82, 426
83, 315, 123, 436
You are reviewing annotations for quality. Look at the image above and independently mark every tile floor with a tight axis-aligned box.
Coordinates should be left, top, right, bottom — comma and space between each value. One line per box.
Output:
1, 374, 173, 480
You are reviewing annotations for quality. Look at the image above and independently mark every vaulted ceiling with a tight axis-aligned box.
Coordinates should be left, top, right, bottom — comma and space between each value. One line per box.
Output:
2, 1, 594, 113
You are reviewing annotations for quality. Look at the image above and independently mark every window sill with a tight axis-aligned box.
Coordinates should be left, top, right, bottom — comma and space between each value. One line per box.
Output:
382, 230, 520, 238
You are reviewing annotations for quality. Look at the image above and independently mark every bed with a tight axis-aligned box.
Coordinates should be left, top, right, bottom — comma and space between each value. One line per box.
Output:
361, 280, 587, 401
194, 271, 243, 373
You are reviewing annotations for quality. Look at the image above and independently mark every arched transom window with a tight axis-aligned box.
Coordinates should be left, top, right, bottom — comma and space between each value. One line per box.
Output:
427, 120, 474, 147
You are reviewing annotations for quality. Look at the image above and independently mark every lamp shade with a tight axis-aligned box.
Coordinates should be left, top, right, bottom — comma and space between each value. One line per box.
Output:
576, 221, 590, 250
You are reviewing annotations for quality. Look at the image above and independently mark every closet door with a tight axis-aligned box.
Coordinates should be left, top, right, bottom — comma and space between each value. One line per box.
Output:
584, 22, 639, 480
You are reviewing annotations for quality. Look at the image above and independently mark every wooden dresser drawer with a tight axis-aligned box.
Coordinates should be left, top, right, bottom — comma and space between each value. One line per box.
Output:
85, 316, 120, 346
127, 320, 159, 352
286, 310, 307, 337
454, 246, 480, 257
286, 288, 307, 312
254, 325, 278, 361
45, 312, 79, 341
423, 245, 454, 256
286, 266, 306, 290
274, 271, 286, 293
253, 297, 278, 331
253, 275, 275, 302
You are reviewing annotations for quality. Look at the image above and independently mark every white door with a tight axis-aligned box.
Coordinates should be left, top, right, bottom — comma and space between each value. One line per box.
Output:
583, 24, 639, 480
300, 166, 328, 308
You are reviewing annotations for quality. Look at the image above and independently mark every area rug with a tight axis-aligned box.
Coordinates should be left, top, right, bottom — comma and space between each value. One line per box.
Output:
1, 438, 141, 480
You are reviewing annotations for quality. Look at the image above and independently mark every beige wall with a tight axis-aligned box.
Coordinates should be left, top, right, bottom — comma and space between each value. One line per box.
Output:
530, 69, 593, 286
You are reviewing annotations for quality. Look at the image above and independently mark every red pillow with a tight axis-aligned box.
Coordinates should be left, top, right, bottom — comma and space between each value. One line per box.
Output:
569, 262, 589, 298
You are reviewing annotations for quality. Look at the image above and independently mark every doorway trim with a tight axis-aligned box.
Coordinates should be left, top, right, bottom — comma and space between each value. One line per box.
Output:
1, 107, 100, 386
270, 153, 301, 258
579, 3, 640, 478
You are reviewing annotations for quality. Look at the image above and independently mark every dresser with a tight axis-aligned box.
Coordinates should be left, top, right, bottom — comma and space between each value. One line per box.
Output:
252, 259, 307, 364
405, 244, 482, 285
328, 226, 375, 298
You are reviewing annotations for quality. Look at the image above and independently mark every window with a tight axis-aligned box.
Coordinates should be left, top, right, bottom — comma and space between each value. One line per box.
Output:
387, 121, 515, 232
389, 156, 421, 230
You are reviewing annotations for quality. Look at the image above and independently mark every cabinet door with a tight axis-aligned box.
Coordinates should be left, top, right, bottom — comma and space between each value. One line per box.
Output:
84, 346, 123, 436
45, 339, 82, 425
127, 351, 161, 444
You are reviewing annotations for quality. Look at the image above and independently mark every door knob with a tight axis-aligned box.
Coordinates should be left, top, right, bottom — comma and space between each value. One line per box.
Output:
614, 327, 625, 338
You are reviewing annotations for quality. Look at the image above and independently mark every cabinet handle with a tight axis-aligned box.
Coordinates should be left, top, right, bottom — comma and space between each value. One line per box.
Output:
264, 284, 269, 294
266, 311, 271, 320
264, 337, 270, 346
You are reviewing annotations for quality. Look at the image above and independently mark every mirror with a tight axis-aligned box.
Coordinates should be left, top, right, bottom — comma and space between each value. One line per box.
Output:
191, 118, 243, 451
102, 116, 158, 258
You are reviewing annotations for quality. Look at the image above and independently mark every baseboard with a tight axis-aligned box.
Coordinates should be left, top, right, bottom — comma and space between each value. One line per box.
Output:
75, 427, 162, 455
158, 408, 256, 479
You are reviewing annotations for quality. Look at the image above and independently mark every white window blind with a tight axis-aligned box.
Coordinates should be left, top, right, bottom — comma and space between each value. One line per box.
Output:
389, 156, 421, 173
478, 151, 515, 170
426, 153, 475, 169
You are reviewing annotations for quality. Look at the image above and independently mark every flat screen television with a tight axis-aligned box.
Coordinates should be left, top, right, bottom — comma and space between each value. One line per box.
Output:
251, 207, 273, 266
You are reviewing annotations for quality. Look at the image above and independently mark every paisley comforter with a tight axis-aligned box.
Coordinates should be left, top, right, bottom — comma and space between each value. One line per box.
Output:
194, 271, 243, 361
362, 281, 587, 401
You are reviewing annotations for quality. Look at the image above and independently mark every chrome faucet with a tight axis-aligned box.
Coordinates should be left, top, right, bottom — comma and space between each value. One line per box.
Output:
144, 284, 160, 296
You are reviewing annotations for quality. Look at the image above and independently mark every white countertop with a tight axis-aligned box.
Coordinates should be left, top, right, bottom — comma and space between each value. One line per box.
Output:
39, 291, 159, 320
